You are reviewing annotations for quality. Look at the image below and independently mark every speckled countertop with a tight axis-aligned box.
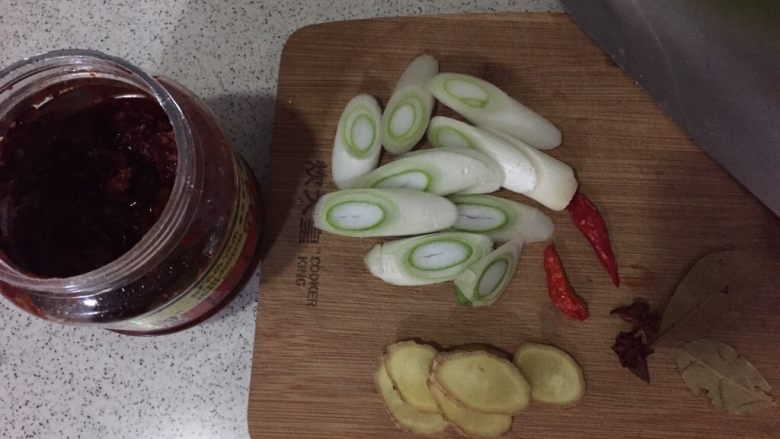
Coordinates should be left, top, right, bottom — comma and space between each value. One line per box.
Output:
0, 1, 561, 438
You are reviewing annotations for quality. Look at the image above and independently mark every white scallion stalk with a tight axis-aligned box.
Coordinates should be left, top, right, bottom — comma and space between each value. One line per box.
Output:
381, 55, 438, 155
450, 147, 505, 195
426, 72, 561, 150
454, 240, 522, 307
428, 117, 537, 194
428, 117, 577, 211
355, 147, 502, 195
365, 232, 493, 286
313, 188, 456, 238
331, 94, 383, 189
449, 194, 554, 243
486, 129, 578, 211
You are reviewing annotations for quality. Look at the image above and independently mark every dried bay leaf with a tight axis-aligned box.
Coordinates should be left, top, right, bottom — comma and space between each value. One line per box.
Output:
676, 339, 775, 414
657, 251, 774, 344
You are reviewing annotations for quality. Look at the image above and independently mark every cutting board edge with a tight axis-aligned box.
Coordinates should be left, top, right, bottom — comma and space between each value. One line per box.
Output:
280, 11, 571, 57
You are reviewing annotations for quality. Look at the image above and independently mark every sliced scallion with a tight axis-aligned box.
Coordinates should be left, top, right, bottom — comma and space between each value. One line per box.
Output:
355, 147, 502, 195
450, 147, 504, 195
487, 128, 578, 211
428, 117, 577, 211
427, 117, 537, 194
449, 194, 554, 243
331, 94, 383, 189
381, 55, 438, 155
365, 232, 493, 286
454, 240, 522, 307
426, 72, 561, 150
313, 188, 456, 238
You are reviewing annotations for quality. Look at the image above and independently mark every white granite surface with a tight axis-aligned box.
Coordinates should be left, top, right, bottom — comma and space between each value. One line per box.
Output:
0, 1, 562, 438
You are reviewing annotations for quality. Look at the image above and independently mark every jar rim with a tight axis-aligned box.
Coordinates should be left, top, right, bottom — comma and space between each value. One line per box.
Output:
0, 49, 196, 294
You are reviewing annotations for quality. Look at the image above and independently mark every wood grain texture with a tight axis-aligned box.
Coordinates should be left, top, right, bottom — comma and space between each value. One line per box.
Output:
249, 13, 780, 438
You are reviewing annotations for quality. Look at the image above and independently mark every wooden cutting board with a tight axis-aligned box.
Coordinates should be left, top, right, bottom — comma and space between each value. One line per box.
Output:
248, 13, 780, 439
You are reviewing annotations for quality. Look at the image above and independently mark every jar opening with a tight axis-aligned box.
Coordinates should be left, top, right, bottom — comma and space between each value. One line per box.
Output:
0, 50, 197, 294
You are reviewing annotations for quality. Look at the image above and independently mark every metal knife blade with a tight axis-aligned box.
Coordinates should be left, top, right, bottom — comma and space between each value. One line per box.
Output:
560, 0, 780, 216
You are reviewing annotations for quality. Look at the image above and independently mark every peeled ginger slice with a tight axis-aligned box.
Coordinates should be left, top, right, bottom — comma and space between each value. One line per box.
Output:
374, 364, 448, 435
384, 341, 440, 413
428, 382, 512, 438
432, 351, 530, 415
513, 342, 585, 407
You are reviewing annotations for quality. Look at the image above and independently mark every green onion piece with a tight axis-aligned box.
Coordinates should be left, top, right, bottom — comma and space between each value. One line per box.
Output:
450, 194, 554, 243
428, 117, 577, 211
332, 94, 383, 189
426, 72, 561, 150
313, 188, 456, 238
486, 128, 578, 211
355, 147, 502, 195
454, 240, 521, 307
365, 232, 493, 286
381, 55, 438, 155
428, 117, 537, 193
454, 286, 472, 305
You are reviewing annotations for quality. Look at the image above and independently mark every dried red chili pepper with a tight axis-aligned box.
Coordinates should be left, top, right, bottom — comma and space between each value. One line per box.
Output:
543, 244, 589, 320
567, 192, 620, 286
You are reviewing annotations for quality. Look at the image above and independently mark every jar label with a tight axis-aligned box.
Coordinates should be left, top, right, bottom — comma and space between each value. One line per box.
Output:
107, 156, 259, 332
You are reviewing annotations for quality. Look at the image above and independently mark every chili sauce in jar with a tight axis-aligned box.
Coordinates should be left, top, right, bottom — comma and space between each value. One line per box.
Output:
0, 50, 261, 334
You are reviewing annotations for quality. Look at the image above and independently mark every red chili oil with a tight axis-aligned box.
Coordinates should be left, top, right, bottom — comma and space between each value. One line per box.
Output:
0, 82, 177, 278
0, 51, 262, 335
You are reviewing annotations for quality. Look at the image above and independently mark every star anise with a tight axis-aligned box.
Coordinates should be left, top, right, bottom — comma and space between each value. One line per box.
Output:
610, 299, 661, 343
610, 298, 661, 382
612, 328, 655, 383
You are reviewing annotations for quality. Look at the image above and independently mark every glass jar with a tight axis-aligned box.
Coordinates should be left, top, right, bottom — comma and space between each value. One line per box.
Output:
0, 50, 261, 335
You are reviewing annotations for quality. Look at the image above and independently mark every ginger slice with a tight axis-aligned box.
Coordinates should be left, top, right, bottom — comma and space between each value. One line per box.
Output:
428, 380, 512, 438
513, 342, 585, 407
384, 341, 440, 413
432, 350, 530, 415
374, 364, 448, 435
